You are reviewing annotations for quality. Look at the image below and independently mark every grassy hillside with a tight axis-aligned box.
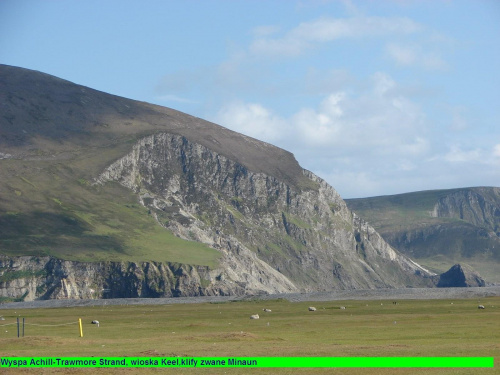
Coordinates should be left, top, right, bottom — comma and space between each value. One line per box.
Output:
0, 156, 220, 267
345, 189, 460, 232
0, 64, 310, 190
346, 188, 500, 283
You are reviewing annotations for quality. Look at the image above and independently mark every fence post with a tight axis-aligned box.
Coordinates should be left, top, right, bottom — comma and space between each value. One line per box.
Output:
23, 318, 25, 337
79, 318, 83, 337
17, 317, 19, 338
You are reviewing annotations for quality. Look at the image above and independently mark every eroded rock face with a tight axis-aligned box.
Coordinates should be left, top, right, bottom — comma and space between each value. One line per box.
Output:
437, 264, 486, 288
95, 133, 434, 292
431, 188, 500, 233
1, 133, 437, 301
0, 255, 250, 301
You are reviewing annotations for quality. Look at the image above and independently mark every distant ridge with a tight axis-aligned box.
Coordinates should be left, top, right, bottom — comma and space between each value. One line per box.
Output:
346, 187, 500, 283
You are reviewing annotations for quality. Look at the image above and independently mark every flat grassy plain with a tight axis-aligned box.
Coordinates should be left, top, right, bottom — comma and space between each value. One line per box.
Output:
0, 297, 498, 374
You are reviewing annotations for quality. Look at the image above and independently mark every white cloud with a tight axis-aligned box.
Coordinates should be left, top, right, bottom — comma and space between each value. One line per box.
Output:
250, 16, 421, 57
386, 43, 448, 70
386, 43, 417, 65
215, 72, 430, 176
212, 69, 497, 197
210, 73, 429, 154
449, 106, 469, 131
293, 105, 341, 146
444, 145, 482, 163
493, 144, 500, 158
251, 25, 281, 38
214, 101, 287, 142
371, 72, 396, 96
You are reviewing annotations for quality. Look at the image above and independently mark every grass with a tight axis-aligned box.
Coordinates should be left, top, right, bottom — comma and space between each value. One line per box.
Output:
0, 297, 498, 374
282, 212, 312, 230
0, 270, 47, 283
0, 157, 220, 267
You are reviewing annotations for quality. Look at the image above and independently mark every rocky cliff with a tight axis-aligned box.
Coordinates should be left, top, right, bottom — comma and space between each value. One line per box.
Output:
94, 132, 435, 292
431, 188, 500, 234
0, 65, 437, 301
0, 255, 249, 301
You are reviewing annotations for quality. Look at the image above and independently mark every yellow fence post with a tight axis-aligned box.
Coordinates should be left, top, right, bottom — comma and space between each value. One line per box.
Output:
79, 318, 83, 337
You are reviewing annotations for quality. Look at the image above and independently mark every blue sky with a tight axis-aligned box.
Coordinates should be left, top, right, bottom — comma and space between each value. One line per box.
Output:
1, 0, 499, 198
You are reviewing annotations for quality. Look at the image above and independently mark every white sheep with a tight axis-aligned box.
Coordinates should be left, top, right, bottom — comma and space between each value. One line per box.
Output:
250, 314, 260, 319
308, 307, 316, 311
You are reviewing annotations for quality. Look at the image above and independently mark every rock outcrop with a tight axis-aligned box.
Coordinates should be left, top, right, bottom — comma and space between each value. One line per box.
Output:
437, 264, 486, 288
95, 133, 435, 292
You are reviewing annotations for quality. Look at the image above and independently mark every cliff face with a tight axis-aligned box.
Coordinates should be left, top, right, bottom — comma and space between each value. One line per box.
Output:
0, 65, 437, 301
431, 188, 500, 234
95, 133, 434, 292
0, 255, 247, 301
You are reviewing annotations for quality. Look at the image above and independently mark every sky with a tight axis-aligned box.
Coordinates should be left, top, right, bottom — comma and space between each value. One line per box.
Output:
1, 0, 499, 198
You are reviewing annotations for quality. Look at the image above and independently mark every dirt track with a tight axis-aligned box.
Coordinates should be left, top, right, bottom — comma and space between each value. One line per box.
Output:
1, 286, 499, 310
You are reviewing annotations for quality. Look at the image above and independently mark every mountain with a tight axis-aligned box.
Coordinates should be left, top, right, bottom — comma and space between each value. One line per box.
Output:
0, 65, 435, 301
346, 188, 500, 283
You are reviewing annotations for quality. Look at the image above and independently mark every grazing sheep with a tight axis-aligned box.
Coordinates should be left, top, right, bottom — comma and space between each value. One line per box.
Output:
263, 308, 272, 312
91, 320, 100, 327
250, 314, 260, 319
308, 307, 316, 311
340, 306, 346, 310
478, 305, 485, 309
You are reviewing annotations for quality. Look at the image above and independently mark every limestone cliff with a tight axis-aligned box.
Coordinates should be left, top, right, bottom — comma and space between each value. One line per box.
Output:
95, 133, 434, 292
0, 256, 248, 301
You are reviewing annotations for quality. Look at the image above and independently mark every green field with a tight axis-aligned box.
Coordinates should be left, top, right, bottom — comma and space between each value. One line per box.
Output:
0, 297, 498, 374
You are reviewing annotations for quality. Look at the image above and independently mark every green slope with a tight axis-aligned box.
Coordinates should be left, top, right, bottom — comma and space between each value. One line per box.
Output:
0, 157, 220, 267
